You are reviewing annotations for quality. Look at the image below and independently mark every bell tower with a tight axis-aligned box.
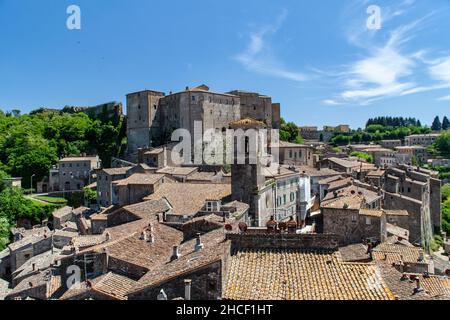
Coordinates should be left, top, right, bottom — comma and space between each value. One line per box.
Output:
230, 118, 267, 226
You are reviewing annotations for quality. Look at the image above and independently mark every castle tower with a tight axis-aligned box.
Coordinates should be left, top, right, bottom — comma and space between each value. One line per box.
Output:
126, 90, 165, 154
230, 119, 269, 226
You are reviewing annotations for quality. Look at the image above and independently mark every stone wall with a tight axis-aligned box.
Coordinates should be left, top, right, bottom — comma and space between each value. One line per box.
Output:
107, 256, 148, 281
127, 261, 222, 300
59, 252, 108, 289
383, 192, 423, 244
430, 178, 442, 233
225, 232, 341, 251
323, 208, 384, 245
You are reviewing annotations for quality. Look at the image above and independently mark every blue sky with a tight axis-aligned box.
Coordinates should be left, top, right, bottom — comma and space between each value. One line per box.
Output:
1, 0, 450, 128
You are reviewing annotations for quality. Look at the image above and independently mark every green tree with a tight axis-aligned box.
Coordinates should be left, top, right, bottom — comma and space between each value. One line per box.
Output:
0, 169, 9, 192
442, 183, 450, 202
350, 152, 373, 163
83, 187, 97, 203
431, 116, 442, 131
433, 132, 450, 158
442, 116, 450, 131
0, 216, 10, 251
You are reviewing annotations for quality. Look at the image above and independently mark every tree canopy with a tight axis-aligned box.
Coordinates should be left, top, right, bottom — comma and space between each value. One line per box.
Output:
432, 116, 442, 131
0, 108, 126, 188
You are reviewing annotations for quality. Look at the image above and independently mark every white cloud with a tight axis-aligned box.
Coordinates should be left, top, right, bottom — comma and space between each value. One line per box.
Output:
438, 94, 450, 101
234, 9, 307, 82
429, 56, 450, 82
322, 99, 343, 106
337, 20, 420, 104
325, 5, 450, 106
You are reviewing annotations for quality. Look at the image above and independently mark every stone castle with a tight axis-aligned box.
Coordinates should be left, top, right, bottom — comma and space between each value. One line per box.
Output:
126, 84, 281, 154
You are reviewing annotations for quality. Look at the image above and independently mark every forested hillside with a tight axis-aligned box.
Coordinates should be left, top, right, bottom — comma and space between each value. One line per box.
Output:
0, 108, 127, 189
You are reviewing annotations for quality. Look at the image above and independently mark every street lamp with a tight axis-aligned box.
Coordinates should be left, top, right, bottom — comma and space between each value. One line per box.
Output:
30, 174, 36, 196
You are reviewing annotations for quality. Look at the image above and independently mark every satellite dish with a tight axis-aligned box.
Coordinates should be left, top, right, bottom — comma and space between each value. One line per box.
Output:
225, 224, 233, 231
238, 222, 248, 232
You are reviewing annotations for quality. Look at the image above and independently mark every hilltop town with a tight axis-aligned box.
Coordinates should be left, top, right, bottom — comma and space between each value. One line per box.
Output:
1, 85, 450, 301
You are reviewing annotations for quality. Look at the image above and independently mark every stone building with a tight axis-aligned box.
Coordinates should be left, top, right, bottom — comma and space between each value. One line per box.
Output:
321, 193, 386, 245
395, 146, 428, 164
405, 134, 440, 147
380, 140, 402, 149
278, 141, 314, 166
96, 167, 133, 207
229, 119, 312, 227
126, 85, 281, 154
56, 156, 101, 192
112, 173, 172, 206
382, 165, 441, 245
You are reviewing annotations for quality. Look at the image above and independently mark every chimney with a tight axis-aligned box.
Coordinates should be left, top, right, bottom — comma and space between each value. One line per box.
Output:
413, 277, 424, 294
366, 243, 373, 260
32, 263, 36, 271
195, 233, 204, 252
277, 166, 281, 175
398, 260, 405, 273
184, 279, 192, 300
222, 212, 226, 223
418, 249, 424, 262
171, 246, 180, 261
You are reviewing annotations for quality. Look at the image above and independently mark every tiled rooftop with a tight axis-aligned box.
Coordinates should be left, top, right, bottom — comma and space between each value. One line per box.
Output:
321, 194, 364, 210
377, 261, 450, 300
224, 249, 395, 300
131, 228, 227, 294
105, 220, 183, 270
91, 272, 137, 300
143, 183, 231, 216
156, 166, 198, 176
295, 166, 340, 177
114, 173, 166, 186
52, 206, 73, 219
373, 243, 422, 264
101, 167, 133, 176
122, 199, 171, 220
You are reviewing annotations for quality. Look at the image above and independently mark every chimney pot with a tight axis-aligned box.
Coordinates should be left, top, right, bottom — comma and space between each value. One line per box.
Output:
171, 246, 180, 261
184, 279, 192, 300
32, 263, 36, 271
195, 233, 204, 252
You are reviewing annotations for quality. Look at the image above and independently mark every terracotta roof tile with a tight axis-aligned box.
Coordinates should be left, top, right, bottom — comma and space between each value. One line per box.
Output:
143, 183, 231, 216
223, 249, 395, 300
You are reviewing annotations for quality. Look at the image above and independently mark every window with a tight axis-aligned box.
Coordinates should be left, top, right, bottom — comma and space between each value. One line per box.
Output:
206, 201, 220, 212
289, 150, 293, 158
351, 214, 357, 222
283, 195, 287, 204
366, 217, 371, 225
192, 96, 196, 101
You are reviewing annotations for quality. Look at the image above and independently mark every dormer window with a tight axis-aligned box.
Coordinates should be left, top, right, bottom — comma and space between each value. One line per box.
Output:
206, 201, 220, 212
